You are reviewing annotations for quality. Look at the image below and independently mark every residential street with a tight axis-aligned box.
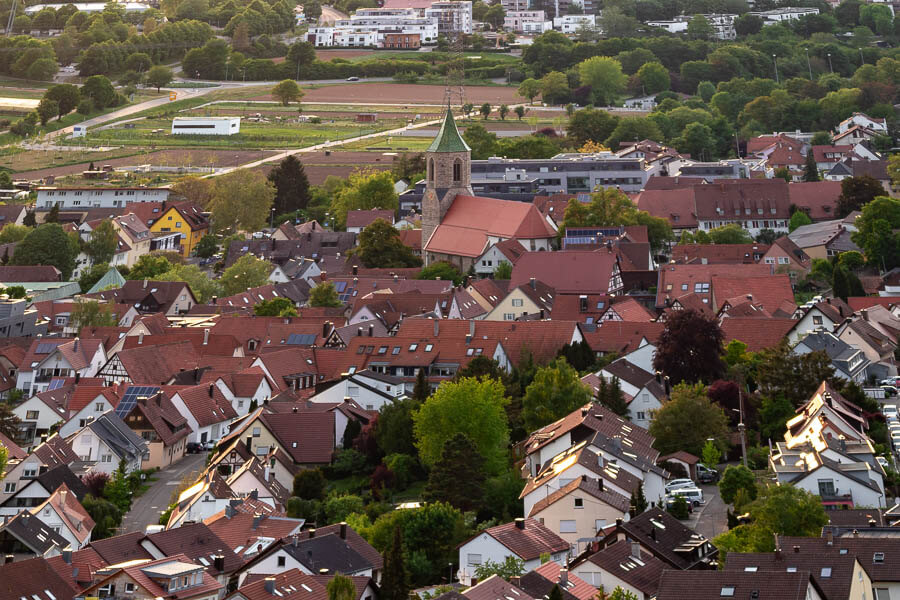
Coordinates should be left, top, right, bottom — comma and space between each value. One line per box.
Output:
686, 482, 728, 542
120, 452, 207, 534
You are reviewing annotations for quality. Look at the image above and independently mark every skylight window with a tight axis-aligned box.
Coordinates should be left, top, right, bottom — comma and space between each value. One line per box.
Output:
821, 568, 832, 578
743, 567, 757, 572
874, 553, 884, 563
425, 344, 433, 352
409, 344, 418, 351
720, 587, 735, 597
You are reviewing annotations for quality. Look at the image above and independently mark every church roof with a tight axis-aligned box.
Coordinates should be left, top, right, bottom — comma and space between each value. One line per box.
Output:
428, 108, 470, 153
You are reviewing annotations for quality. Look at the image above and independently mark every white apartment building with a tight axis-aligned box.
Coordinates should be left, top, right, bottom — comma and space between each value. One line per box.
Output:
553, 13, 595, 33
308, 8, 437, 47
750, 7, 819, 24
36, 187, 170, 210
647, 13, 736, 39
504, 10, 547, 32
424, 1, 473, 34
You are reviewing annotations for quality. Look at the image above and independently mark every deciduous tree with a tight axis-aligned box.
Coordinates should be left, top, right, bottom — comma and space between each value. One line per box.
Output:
254, 297, 297, 316
146, 65, 173, 92
653, 309, 726, 384
11, 223, 78, 280
330, 169, 398, 229
522, 358, 592, 430
292, 468, 326, 499
578, 56, 627, 106
209, 169, 276, 233
352, 219, 421, 268
718, 464, 757, 507
851, 196, 900, 270
172, 176, 216, 208
837, 174, 886, 217
85, 219, 118, 264
70, 299, 118, 330
649, 383, 730, 456
220, 254, 272, 296
308, 281, 342, 307
272, 79, 303, 106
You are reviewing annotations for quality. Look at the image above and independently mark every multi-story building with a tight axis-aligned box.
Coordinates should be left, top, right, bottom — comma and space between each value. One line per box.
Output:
749, 6, 819, 24
35, 186, 170, 210
647, 13, 736, 39
503, 9, 547, 31
308, 8, 438, 47
553, 14, 595, 33
424, 1, 473, 34
469, 153, 657, 194
0, 298, 47, 339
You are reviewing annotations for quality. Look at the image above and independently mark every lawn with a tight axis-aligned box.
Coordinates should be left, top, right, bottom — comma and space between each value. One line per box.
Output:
73, 114, 406, 149
340, 134, 434, 152
0, 147, 145, 173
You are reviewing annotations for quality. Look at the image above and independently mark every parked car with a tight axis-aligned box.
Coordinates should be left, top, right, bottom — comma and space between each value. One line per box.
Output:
885, 404, 899, 419
877, 456, 890, 469
186, 442, 201, 454
667, 487, 704, 507
882, 387, 899, 398
346, 76, 360, 81
697, 463, 719, 483
881, 377, 900, 388
665, 478, 695, 493
664, 495, 693, 514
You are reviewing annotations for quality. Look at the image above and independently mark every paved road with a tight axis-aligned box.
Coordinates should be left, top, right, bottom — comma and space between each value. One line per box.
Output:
687, 482, 728, 541
120, 452, 207, 534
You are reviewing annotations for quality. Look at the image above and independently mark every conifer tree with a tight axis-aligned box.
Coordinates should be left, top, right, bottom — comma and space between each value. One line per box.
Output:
423, 433, 486, 512
629, 485, 648, 517
381, 527, 411, 600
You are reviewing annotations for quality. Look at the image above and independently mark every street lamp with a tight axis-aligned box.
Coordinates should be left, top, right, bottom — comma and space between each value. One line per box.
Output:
859, 47, 865, 65
805, 47, 812, 80
772, 54, 778, 84
827, 52, 833, 74
449, 563, 454, 583
270, 207, 276, 230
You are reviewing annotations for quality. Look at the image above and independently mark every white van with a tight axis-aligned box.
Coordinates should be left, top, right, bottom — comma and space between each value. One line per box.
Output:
668, 487, 704, 507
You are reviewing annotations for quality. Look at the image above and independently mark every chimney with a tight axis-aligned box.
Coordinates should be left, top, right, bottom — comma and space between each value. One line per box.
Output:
225, 504, 235, 519
62, 549, 72, 564
319, 568, 330, 575
869, 519, 877, 527
393, 274, 399, 283
246, 436, 253, 453
74, 373, 80, 384
352, 265, 358, 276
559, 568, 568, 586
59, 489, 67, 505
263, 465, 270, 481
264, 578, 276, 594
138, 331, 144, 345
793, 545, 800, 553
340, 522, 347, 539
580, 295, 587, 312
530, 277, 536, 290
357, 327, 363, 337
143, 279, 148, 289
323, 321, 332, 338
775, 548, 782, 560
630, 542, 640, 559
211, 296, 217, 305
213, 555, 224, 572
320, 270, 327, 281
208, 383, 214, 398
253, 513, 264, 529
4, 555, 12, 564
433, 319, 439, 336
598, 478, 603, 491
368, 324, 374, 337
308, 528, 316, 538
514, 518, 525, 530
73, 337, 78, 352
203, 329, 209, 345
250, 489, 258, 500
292, 406, 298, 413
853, 529, 860, 537
826, 530, 834, 545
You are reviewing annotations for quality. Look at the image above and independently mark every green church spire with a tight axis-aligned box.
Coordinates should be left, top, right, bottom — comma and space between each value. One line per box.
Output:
427, 107, 471, 153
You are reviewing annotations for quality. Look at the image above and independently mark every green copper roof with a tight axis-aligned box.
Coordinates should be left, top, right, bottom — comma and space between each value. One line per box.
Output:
427, 108, 471, 153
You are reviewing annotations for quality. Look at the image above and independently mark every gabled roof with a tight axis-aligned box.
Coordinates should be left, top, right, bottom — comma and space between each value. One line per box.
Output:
468, 278, 509, 308
787, 181, 841, 221
671, 243, 768, 265
32, 436, 81, 472
580, 540, 667, 597
464, 575, 536, 600
635, 188, 697, 229
146, 522, 243, 575
527, 474, 629, 517
471, 519, 570, 561
232, 569, 329, 600
173, 383, 237, 427
31, 483, 95, 545
346, 209, 394, 228
581, 321, 664, 355
614, 507, 715, 570
0, 510, 69, 555
259, 411, 335, 464
0, 556, 80, 600
428, 108, 470, 153
509, 251, 618, 295
114, 340, 200, 384
491, 238, 528, 263
87, 411, 149, 462
89, 531, 153, 564
0, 430, 26, 460
84, 553, 222, 599
720, 317, 795, 351
0, 265, 60, 282
30, 464, 89, 502
425, 195, 556, 258
281, 532, 372, 574
712, 273, 795, 316
204, 510, 303, 557
132, 392, 191, 447
528, 561, 597, 600
656, 569, 819, 600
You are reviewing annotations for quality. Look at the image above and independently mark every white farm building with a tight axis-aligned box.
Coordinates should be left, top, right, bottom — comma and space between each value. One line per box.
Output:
171, 117, 241, 136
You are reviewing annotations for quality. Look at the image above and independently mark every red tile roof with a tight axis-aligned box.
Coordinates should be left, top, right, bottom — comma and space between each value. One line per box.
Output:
260, 411, 335, 464
204, 512, 303, 556
0, 430, 25, 460
656, 264, 773, 309
346, 209, 394, 228
509, 251, 618, 295
527, 474, 629, 517
120, 331, 241, 356
642, 176, 707, 190
671, 243, 769, 265
31, 483, 95, 545
720, 317, 796, 351
847, 297, 899, 312
581, 321, 664, 355
116, 340, 200, 384
173, 383, 237, 427
0, 265, 60, 282
232, 569, 329, 600
692, 179, 791, 220
635, 188, 697, 229
0, 556, 80, 600
711, 273, 795, 315
787, 181, 841, 221
582, 541, 667, 597
465, 575, 536, 600
477, 519, 569, 561
131, 390, 192, 447
425, 195, 556, 257
397, 228, 422, 252
532, 561, 598, 600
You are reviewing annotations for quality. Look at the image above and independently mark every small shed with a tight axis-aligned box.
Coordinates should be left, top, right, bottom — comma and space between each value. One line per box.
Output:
356, 113, 377, 123
658, 450, 700, 480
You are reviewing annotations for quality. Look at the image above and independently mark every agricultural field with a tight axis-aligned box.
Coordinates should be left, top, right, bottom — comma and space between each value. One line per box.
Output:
250, 83, 525, 105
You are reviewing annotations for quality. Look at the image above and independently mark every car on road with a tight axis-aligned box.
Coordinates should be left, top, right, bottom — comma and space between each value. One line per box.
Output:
346, 76, 360, 81
697, 463, 719, 483
665, 478, 696, 493
186, 442, 201, 454
877, 456, 890, 469
667, 487, 705, 507
881, 377, 900, 388
885, 404, 899, 420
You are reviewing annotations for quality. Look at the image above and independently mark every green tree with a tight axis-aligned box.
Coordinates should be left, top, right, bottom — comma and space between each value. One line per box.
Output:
578, 56, 627, 106
629, 485, 648, 517
417, 261, 461, 286
331, 170, 398, 229
548, 585, 564, 600
494, 261, 512, 279
604, 117, 664, 149
292, 468, 326, 499
649, 383, 730, 456
11, 223, 77, 280
518, 78, 541, 104
755, 340, 835, 407
514, 105, 526, 120
254, 297, 297, 317
687, 14, 715, 39
708, 223, 753, 244
308, 281, 342, 307
499, 104, 509, 120
81, 494, 122, 540
675, 122, 715, 161
522, 358, 592, 431
268, 155, 311, 216
82, 75, 116, 108
145, 65, 173, 92
157, 264, 218, 304
172, 176, 216, 208
597, 376, 630, 417
45, 204, 59, 223
636, 62, 670, 95
480, 102, 492, 120
701, 439, 722, 469
0, 402, 21, 440
381, 527, 411, 600
78, 262, 110, 294
220, 254, 272, 296
413, 368, 430, 403
413, 377, 509, 475
210, 169, 276, 234
789, 210, 813, 232
127, 254, 173, 280
327, 575, 356, 600
125, 52, 153, 73
70, 299, 118, 330
566, 107, 619, 148
377, 397, 420, 457
851, 196, 900, 270
352, 219, 421, 268
85, 220, 119, 265
193, 234, 218, 259
759, 393, 795, 442
540, 71, 570, 105
44, 84, 80, 119
837, 174, 886, 217
36, 98, 59, 126
272, 79, 303, 106
607, 589, 639, 600
774, 167, 792, 182
424, 433, 486, 512
802, 151, 820, 182
474, 556, 525, 581
0, 224, 31, 244
718, 464, 757, 507
324, 494, 365, 522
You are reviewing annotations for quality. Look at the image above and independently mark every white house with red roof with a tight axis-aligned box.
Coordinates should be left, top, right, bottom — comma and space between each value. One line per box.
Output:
30, 483, 95, 549
837, 112, 888, 134
57, 385, 120, 437
168, 383, 238, 446
18, 338, 106, 397
214, 367, 274, 417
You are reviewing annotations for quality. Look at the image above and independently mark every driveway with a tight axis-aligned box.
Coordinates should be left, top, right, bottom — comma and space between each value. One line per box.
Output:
120, 452, 207, 534
686, 482, 728, 541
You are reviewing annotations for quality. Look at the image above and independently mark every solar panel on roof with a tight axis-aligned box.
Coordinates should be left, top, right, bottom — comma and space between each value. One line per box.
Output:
334, 282, 347, 292
286, 333, 316, 345
35, 342, 58, 354
115, 385, 160, 418
46, 379, 65, 391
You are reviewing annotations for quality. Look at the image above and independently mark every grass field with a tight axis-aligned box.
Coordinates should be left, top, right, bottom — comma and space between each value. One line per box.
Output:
75, 113, 407, 149
340, 134, 433, 151
0, 147, 146, 172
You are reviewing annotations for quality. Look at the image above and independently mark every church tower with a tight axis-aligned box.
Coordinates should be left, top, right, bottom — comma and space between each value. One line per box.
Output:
421, 107, 473, 258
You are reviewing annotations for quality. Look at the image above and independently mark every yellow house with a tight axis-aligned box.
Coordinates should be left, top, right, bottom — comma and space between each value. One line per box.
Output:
150, 201, 209, 258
